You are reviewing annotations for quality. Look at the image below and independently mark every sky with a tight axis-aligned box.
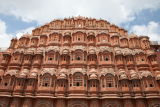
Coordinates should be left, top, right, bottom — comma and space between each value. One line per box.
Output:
0, 0, 160, 48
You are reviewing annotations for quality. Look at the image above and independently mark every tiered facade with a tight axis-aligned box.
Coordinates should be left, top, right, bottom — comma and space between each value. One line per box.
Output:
0, 16, 160, 107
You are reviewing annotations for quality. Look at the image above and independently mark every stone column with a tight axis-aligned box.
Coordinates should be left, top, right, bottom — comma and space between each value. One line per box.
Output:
123, 99, 134, 107
56, 99, 65, 107
136, 99, 147, 107
22, 98, 33, 107
10, 98, 21, 107
89, 99, 99, 107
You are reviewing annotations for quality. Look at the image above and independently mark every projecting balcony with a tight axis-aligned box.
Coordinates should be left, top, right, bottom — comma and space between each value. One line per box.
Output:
9, 60, 22, 66
99, 61, 113, 66
70, 61, 87, 65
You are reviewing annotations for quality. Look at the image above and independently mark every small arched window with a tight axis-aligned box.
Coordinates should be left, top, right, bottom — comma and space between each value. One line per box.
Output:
106, 74, 115, 88
41, 74, 51, 87
73, 73, 83, 86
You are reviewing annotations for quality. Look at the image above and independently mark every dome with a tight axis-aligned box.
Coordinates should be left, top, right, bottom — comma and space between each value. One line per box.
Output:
29, 72, 37, 78
120, 74, 128, 80
89, 73, 98, 80
58, 73, 67, 79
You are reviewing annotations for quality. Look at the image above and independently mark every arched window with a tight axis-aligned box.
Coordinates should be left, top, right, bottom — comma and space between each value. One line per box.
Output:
41, 74, 51, 87
75, 51, 83, 61
106, 74, 115, 87
73, 73, 83, 86
2, 75, 14, 87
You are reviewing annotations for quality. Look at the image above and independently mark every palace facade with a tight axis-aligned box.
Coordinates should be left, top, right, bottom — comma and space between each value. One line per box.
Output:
0, 16, 160, 107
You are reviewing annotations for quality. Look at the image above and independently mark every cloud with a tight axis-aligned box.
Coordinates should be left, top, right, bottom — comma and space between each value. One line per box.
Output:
15, 26, 34, 39
131, 21, 160, 41
0, 20, 12, 48
0, 19, 34, 48
0, 0, 159, 25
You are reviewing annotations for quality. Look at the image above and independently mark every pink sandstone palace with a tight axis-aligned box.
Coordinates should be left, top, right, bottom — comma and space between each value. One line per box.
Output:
0, 16, 160, 107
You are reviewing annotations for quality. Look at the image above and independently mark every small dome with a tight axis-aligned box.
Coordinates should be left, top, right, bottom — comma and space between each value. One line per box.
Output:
22, 69, 29, 74
120, 74, 128, 80
19, 72, 27, 78
156, 74, 160, 80
89, 74, 97, 80
58, 73, 67, 79
30, 72, 37, 78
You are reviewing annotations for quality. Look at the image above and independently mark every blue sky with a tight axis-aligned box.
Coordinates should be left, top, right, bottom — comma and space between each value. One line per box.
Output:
0, 0, 160, 48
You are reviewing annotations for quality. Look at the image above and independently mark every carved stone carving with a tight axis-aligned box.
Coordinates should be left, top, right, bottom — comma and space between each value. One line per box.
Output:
119, 69, 128, 80
89, 73, 98, 80
99, 46, 113, 53
88, 46, 96, 54
19, 69, 29, 78
133, 49, 145, 55
139, 70, 152, 78
129, 70, 139, 80
70, 68, 87, 75
60, 46, 70, 54
41, 68, 57, 76
46, 46, 60, 52
122, 48, 133, 56
114, 47, 122, 55
71, 45, 87, 51
36, 47, 45, 54
146, 50, 155, 56
100, 68, 115, 76
5, 69, 18, 76
14, 48, 25, 53
25, 48, 35, 54
29, 68, 39, 78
